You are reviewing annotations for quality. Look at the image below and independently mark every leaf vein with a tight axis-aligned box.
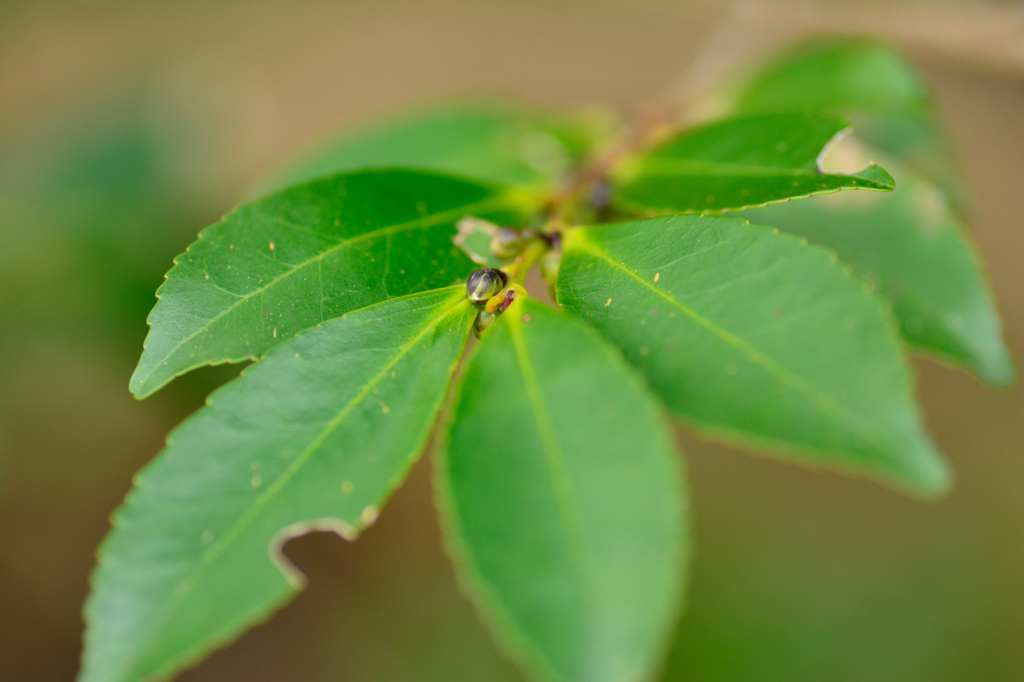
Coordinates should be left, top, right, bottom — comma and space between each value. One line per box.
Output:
508, 313, 599, 646
142, 195, 506, 380
570, 235, 881, 444
125, 292, 469, 674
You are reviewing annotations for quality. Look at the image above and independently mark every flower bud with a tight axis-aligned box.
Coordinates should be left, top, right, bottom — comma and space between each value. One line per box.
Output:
473, 309, 497, 337
489, 227, 524, 261
466, 268, 506, 303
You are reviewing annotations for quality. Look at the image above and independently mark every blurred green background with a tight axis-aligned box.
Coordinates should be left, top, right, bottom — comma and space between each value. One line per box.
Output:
1, 1, 1022, 680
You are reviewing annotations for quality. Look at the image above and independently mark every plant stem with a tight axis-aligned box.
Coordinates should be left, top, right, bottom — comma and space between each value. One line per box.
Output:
503, 238, 549, 287
543, 88, 687, 231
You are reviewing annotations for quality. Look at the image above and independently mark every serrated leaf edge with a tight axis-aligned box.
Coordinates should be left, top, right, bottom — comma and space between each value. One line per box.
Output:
612, 164, 893, 218
560, 220, 950, 495
433, 298, 690, 682
130, 176, 530, 399
84, 287, 475, 682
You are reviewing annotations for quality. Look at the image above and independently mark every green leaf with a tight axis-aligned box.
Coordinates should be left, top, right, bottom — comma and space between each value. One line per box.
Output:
734, 38, 931, 120
82, 287, 476, 682
729, 38, 963, 208
612, 112, 894, 216
723, 39, 1012, 385
742, 156, 1014, 387
437, 298, 687, 682
557, 216, 949, 494
258, 101, 613, 194
131, 169, 536, 398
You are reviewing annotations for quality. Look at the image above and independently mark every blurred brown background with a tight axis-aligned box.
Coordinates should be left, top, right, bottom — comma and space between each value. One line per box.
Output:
0, 1, 1022, 680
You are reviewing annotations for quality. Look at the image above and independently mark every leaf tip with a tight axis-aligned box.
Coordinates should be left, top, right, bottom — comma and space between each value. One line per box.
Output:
855, 162, 896, 190
909, 461, 954, 499
894, 436, 954, 499
128, 357, 174, 399
128, 368, 155, 400
977, 348, 1017, 390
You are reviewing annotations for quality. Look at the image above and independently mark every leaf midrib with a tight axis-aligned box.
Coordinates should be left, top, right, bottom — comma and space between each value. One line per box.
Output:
566, 233, 883, 446
137, 193, 508, 386
631, 158, 878, 183
126, 291, 470, 679
507, 310, 601, 670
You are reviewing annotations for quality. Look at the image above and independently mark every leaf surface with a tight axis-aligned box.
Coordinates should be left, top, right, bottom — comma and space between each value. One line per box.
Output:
728, 39, 1012, 385
612, 112, 893, 216
83, 287, 476, 682
730, 38, 962, 207
743, 157, 1013, 386
260, 101, 611, 193
438, 298, 687, 682
132, 169, 534, 398
558, 216, 949, 493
